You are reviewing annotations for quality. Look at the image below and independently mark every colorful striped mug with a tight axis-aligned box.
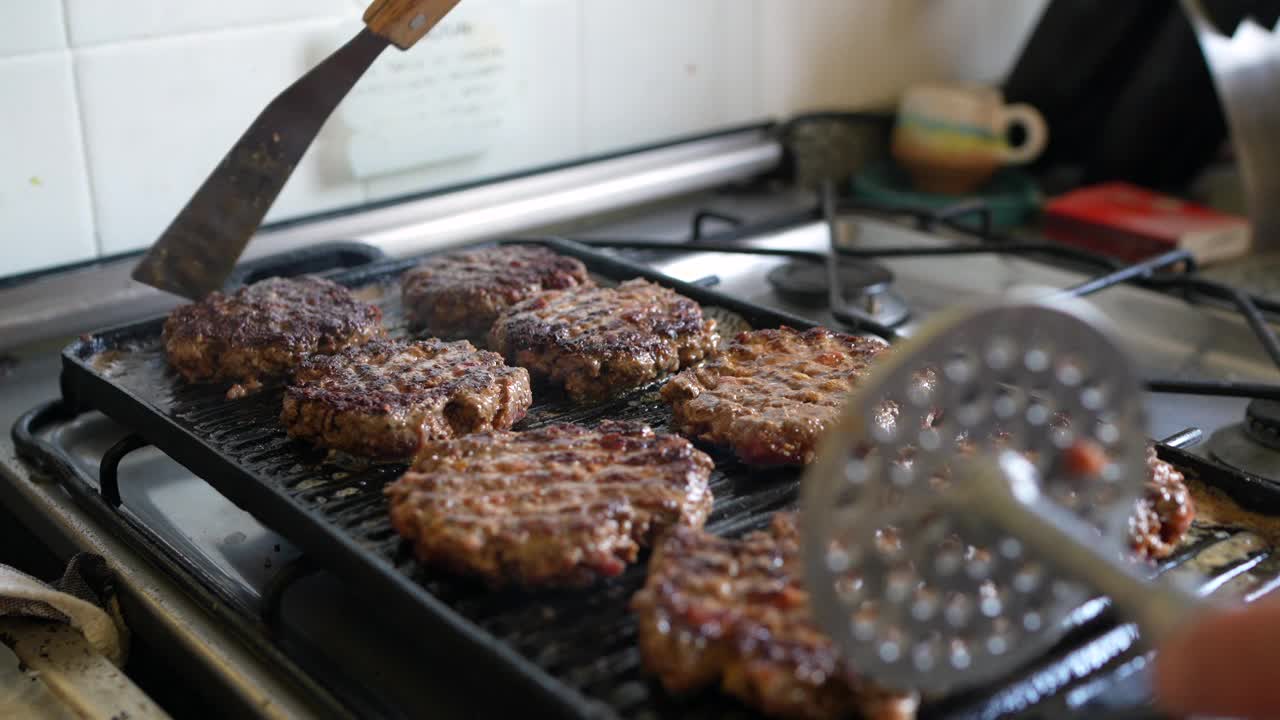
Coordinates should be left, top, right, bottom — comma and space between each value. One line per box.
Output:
891, 84, 1047, 195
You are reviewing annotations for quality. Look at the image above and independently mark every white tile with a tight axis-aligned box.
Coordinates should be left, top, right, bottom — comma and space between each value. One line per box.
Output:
0, 5, 67, 57
0, 53, 97, 278
915, 0, 1049, 85
754, 0, 939, 116
915, 1, 982, 83
754, 0, 1051, 115
362, 0, 582, 201
971, 0, 1050, 84
65, 0, 353, 47
580, 0, 757, 154
76, 19, 368, 255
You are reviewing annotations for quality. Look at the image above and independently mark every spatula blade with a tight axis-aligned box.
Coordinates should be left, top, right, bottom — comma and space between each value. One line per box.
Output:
131, 28, 388, 300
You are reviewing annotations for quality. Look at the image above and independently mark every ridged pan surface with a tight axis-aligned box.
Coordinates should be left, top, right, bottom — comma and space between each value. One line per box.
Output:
59, 239, 1280, 719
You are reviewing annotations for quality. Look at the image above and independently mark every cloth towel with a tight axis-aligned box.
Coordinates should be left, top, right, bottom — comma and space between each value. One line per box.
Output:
0, 553, 126, 665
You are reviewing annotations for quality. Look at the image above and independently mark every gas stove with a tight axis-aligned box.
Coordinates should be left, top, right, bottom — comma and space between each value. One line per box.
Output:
4, 127, 1280, 719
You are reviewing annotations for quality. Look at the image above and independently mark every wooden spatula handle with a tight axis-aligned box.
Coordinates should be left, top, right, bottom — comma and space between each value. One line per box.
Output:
364, 0, 462, 50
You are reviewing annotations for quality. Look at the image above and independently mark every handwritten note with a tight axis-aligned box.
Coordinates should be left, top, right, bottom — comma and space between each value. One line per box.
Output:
337, 10, 514, 179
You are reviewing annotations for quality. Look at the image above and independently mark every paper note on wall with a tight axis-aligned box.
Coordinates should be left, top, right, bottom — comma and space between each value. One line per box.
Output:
337, 10, 514, 179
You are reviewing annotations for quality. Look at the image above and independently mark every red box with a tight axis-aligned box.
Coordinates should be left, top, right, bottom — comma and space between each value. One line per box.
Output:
1042, 182, 1250, 265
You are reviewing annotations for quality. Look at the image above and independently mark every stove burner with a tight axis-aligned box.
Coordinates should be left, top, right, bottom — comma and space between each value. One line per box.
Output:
766, 259, 911, 327
1246, 399, 1280, 449
767, 259, 892, 303
1208, 399, 1280, 481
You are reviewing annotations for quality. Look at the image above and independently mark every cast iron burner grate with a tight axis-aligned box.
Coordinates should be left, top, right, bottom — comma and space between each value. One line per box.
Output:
577, 180, 1280, 402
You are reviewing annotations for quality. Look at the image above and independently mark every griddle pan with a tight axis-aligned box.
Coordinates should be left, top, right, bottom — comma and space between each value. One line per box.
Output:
54, 238, 1280, 719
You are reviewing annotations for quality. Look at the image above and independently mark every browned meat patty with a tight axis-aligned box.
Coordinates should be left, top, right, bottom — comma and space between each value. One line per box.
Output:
385, 421, 713, 587
489, 279, 719, 402
281, 338, 531, 460
1009, 419, 1194, 559
631, 513, 919, 720
1131, 447, 1195, 559
401, 245, 593, 339
163, 276, 383, 398
661, 327, 892, 465
632, 449, 1191, 719
952, 434, 1194, 559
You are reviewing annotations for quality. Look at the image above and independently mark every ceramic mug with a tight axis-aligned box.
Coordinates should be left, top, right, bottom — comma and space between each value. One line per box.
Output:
891, 84, 1048, 195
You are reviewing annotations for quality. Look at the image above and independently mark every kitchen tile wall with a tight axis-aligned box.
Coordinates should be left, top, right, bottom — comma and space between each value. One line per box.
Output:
0, 0, 1047, 278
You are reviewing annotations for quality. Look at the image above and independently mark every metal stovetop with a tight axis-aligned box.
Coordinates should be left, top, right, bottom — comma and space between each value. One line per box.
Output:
3, 127, 1280, 718
0, 129, 787, 718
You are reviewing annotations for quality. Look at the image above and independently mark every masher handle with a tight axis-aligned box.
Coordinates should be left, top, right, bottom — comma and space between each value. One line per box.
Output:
961, 452, 1202, 644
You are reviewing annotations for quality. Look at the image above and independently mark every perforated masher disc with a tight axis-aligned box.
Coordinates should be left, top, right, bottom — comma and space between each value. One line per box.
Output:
801, 301, 1148, 694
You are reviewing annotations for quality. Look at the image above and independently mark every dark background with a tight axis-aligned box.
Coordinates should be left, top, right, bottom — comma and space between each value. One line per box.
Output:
1003, 0, 1280, 193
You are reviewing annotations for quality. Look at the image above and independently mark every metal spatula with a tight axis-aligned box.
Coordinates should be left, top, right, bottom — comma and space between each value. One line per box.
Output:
131, 0, 462, 300
801, 301, 1202, 694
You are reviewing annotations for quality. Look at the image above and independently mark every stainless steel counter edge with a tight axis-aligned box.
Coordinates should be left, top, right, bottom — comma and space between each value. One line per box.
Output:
0, 129, 782, 351
0, 446, 335, 719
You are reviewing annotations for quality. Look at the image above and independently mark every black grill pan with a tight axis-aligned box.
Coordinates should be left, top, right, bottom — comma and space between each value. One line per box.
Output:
58, 238, 840, 719
55, 237, 1280, 719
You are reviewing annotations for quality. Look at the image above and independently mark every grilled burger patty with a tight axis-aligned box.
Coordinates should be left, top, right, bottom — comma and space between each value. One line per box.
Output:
401, 245, 593, 338
662, 327, 890, 465
163, 276, 383, 397
1131, 446, 1195, 559
281, 338, 531, 460
632, 513, 919, 720
633, 453, 1192, 720
954, 423, 1193, 560
489, 278, 720, 401
385, 421, 714, 587
950, 433, 1193, 559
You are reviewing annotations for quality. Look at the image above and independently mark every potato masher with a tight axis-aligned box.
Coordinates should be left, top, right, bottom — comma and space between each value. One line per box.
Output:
801, 301, 1202, 694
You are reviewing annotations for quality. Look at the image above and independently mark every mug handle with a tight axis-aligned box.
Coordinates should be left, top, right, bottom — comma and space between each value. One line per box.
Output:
998, 103, 1048, 165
